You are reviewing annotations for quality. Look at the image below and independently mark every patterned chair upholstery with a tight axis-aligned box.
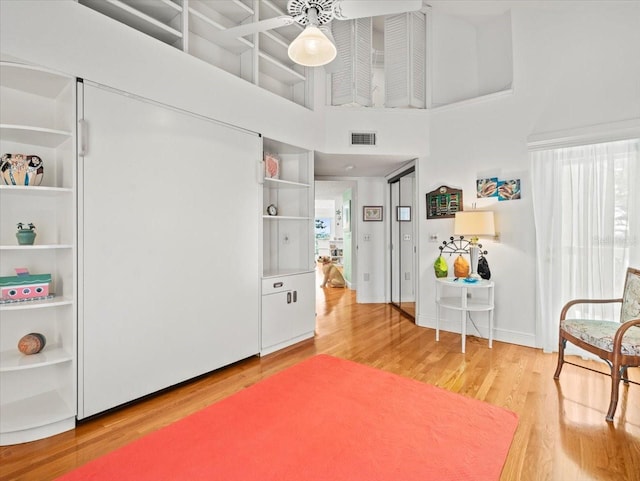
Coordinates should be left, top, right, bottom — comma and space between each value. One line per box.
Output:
554, 267, 640, 421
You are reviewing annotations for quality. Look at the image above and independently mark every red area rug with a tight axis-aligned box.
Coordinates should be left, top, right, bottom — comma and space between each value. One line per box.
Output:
56, 355, 518, 481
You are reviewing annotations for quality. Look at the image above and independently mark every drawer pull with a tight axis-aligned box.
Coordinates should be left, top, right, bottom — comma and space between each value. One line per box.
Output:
273, 282, 283, 288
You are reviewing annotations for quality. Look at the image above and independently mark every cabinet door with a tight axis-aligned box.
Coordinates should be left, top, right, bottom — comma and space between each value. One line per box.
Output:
261, 291, 293, 349
289, 272, 315, 339
261, 272, 315, 353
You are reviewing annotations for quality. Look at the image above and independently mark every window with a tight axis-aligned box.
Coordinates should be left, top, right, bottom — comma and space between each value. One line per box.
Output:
531, 138, 639, 351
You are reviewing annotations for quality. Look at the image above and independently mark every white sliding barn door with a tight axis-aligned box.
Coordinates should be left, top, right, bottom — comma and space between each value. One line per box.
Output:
78, 83, 260, 418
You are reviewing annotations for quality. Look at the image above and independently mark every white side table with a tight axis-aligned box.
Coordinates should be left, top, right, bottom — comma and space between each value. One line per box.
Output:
435, 278, 495, 353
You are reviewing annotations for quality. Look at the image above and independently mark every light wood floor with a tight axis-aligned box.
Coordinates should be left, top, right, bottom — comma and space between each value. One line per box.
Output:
1, 274, 639, 481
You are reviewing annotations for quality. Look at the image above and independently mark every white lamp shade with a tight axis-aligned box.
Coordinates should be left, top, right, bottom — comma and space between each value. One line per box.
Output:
288, 25, 337, 67
454, 211, 495, 237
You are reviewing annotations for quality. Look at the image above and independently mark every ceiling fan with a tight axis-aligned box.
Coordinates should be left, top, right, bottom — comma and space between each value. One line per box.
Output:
213, 0, 424, 67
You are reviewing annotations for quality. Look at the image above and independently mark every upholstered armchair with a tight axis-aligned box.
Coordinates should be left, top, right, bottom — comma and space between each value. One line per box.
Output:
554, 267, 640, 421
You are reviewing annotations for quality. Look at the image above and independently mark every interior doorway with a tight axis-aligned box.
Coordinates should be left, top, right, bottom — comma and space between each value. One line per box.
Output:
389, 167, 416, 319
314, 181, 357, 289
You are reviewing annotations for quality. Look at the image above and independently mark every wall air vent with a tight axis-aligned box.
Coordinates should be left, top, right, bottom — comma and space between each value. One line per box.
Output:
350, 132, 377, 146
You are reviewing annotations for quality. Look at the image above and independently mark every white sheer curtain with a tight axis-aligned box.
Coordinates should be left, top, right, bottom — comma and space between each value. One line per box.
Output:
531, 138, 640, 352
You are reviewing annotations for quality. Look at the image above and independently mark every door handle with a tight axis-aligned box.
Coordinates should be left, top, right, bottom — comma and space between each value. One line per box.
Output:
293, 291, 297, 303
287, 292, 292, 304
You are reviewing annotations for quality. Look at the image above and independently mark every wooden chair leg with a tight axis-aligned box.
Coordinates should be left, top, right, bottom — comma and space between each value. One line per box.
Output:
621, 366, 629, 385
554, 337, 566, 379
606, 363, 622, 422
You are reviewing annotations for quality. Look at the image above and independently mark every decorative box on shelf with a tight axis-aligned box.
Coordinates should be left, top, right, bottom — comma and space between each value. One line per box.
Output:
0, 273, 52, 303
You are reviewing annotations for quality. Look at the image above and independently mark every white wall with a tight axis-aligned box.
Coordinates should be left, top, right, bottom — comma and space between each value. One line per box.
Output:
477, 12, 513, 95
322, 107, 429, 157
355, 178, 387, 303
431, 10, 513, 106
431, 11, 479, 106
418, 2, 640, 348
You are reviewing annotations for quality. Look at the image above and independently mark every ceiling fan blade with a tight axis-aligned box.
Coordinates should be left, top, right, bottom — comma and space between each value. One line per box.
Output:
332, 0, 423, 20
214, 16, 295, 39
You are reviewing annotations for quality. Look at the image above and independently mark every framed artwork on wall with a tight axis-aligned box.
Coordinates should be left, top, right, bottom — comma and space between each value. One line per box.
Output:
363, 206, 383, 222
264, 152, 280, 179
426, 185, 463, 219
498, 179, 521, 201
397, 206, 411, 221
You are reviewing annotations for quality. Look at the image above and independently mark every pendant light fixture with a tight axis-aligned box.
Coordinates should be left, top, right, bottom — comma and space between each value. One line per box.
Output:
288, 7, 337, 67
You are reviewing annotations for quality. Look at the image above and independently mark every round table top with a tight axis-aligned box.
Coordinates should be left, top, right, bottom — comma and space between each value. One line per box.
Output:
436, 277, 494, 287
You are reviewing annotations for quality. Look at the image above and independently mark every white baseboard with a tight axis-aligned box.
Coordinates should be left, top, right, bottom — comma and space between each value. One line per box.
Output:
416, 314, 537, 348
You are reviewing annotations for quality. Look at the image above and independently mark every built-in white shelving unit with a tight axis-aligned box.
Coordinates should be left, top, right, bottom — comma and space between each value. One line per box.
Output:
78, 0, 311, 108
261, 137, 315, 354
0, 61, 77, 445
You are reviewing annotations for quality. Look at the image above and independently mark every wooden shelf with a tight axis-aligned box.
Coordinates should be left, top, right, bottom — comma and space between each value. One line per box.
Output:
0, 297, 73, 311
194, 0, 253, 22
80, 0, 182, 44
259, 52, 305, 85
122, 0, 183, 24
260, 30, 292, 65
0, 124, 72, 148
263, 268, 315, 279
0, 185, 74, 195
188, 6, 254, 54
0, 390, 74, 433
263, 215, 311, 221
0, 62, 73, 99
264, 178, 310, 189
0, 244, 74, 250
0, 347, 73, 372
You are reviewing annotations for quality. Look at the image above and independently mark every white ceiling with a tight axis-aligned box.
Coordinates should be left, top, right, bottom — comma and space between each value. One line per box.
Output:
314, 151, 416, 178
315, 180, 356, 200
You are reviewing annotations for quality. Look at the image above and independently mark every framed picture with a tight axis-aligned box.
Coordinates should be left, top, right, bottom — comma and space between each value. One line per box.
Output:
264, 152, 280, 179
426, 185, 463, 219
397, 206, 411, 222
363, 206, 383, 222
498, 179, 521, 201
476, 178, 498, 198
343, 200, 351, 232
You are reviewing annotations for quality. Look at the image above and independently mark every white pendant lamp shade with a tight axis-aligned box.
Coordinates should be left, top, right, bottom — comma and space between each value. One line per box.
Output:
288, 24, 337, 67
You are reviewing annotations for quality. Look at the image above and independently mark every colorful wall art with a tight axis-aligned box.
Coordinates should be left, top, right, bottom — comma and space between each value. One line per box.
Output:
477, 177, 521, 201
426, 185, 463, 219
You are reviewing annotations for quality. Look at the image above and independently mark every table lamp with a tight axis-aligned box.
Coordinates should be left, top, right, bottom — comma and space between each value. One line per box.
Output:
454, 211, 495, 279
